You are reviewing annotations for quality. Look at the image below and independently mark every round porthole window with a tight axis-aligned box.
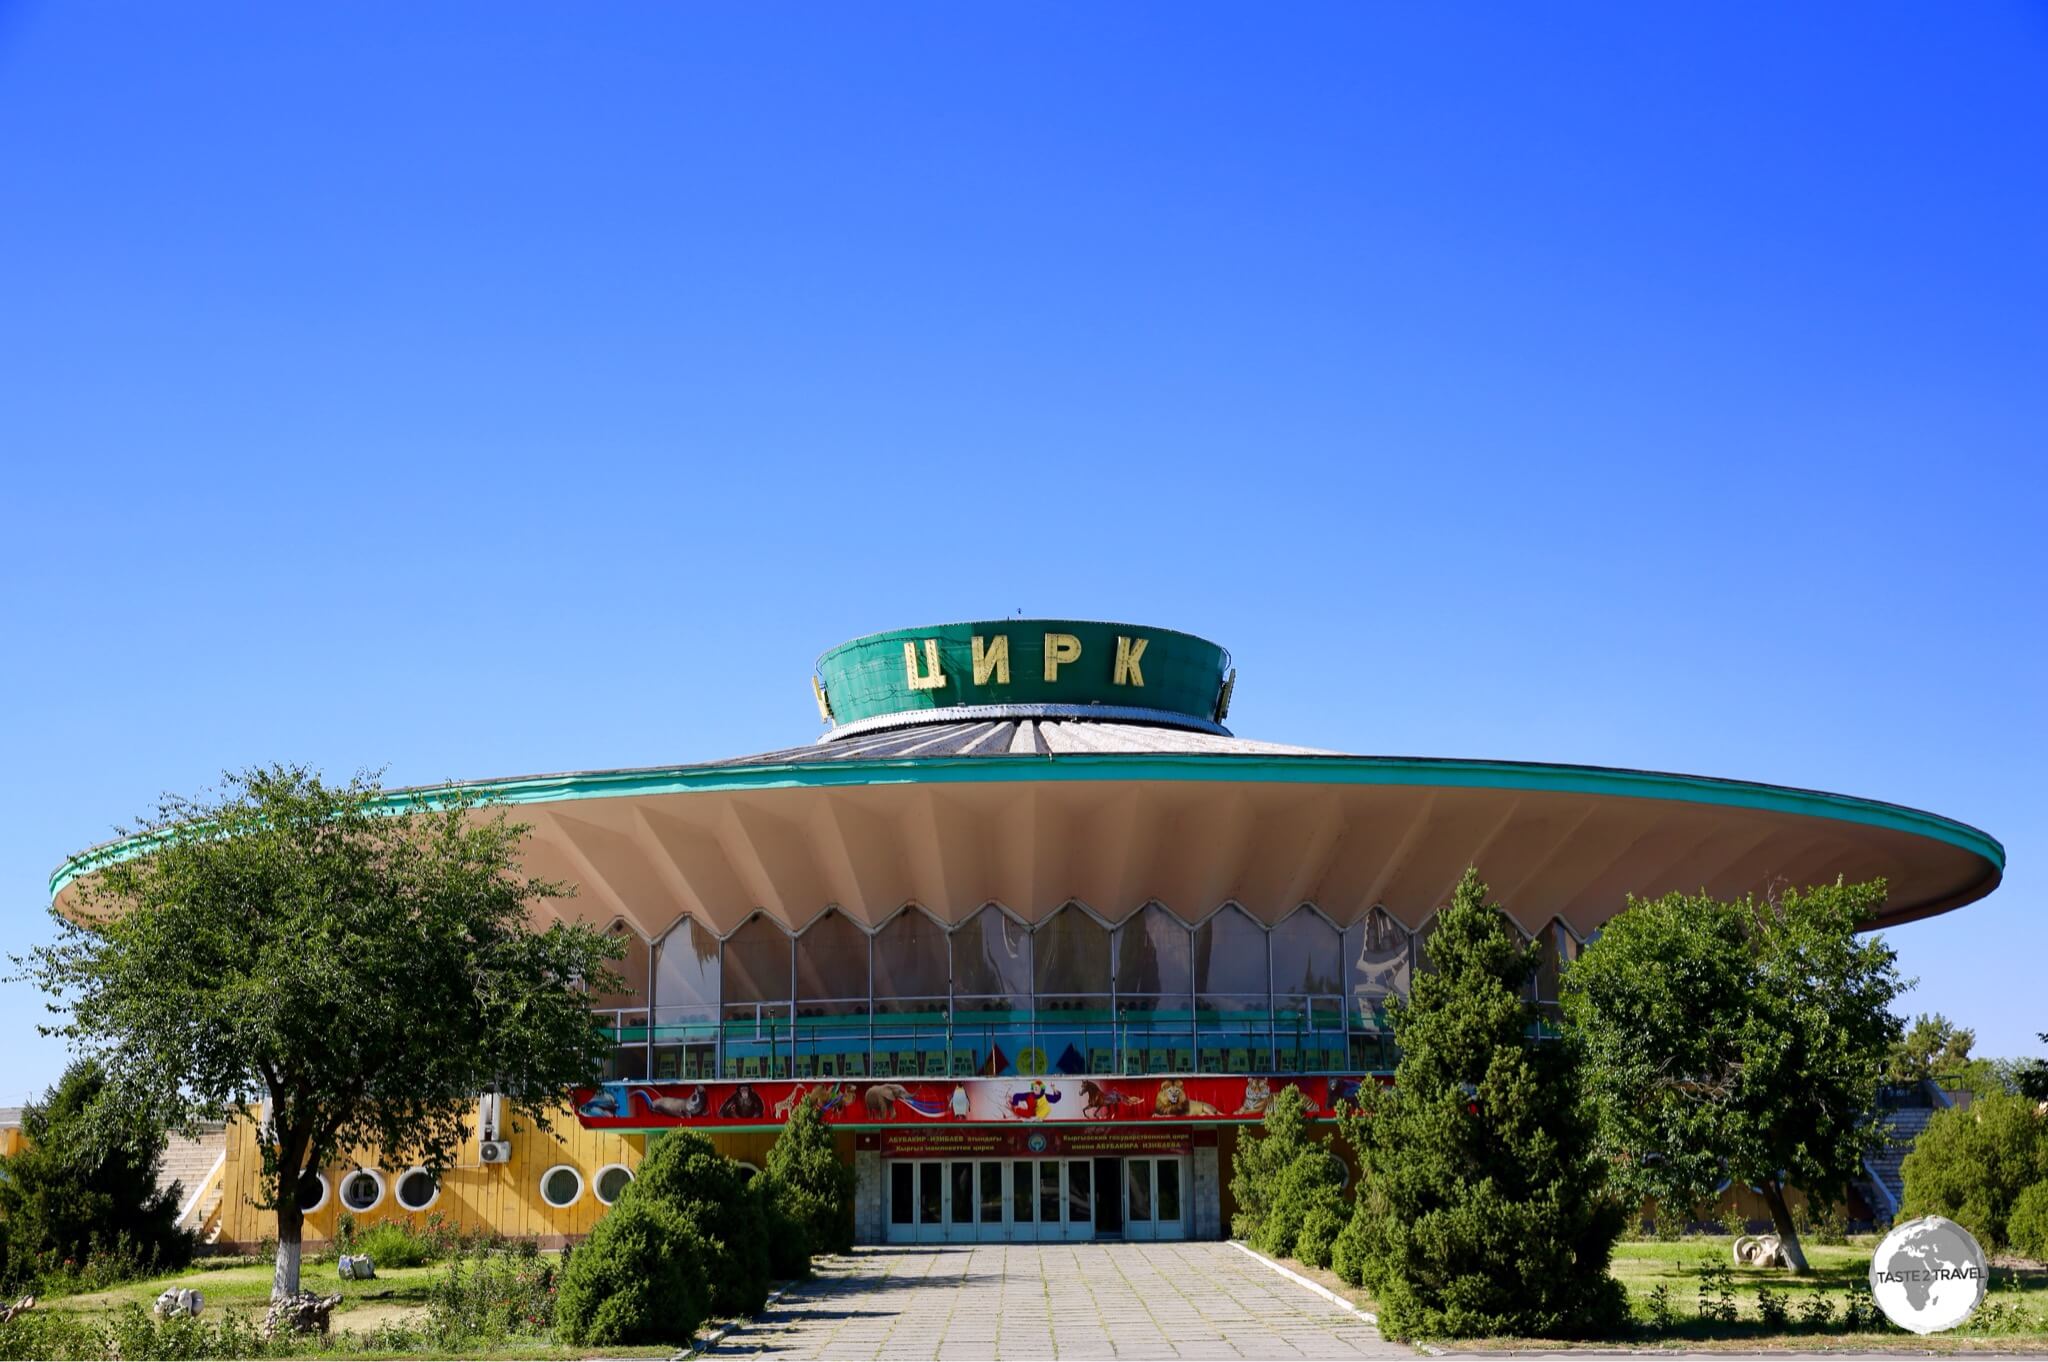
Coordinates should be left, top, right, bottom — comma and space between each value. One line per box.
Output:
339, 1168, 385, 1213
593, 1164, 634, 1206
540, 1165, 584, 1208
396, 1167, 440, 1212
296, 1172, 330, 1214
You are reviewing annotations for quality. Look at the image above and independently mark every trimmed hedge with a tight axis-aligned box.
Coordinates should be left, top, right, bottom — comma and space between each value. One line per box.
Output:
555, 1198, 708, 1347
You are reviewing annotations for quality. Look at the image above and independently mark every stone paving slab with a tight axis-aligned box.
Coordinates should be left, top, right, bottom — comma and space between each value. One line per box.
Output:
709, 1242, 1414, 1359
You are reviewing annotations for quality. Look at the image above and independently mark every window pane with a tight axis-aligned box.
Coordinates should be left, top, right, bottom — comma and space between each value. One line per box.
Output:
1012, 1162, 1034, 1222
652, 918, 721, 1015
1344, 907, 1411, 1030
950, 1163, 974, 1222
920, 1163, 943, 1223
589, 926, 650, 1013
871, 907, 949, 1003
1039, 1162, 1061, 1222
1113, 904, 1192, 997
891, 1163, 914, 1224
1034, 904, 1110, 996
1126, 1160, 1152, 1222
1157, 1159, 1180, 1221
1066, 1161, 1092, 1223
722, 915, 792, 1007
795, 910, 869, 1005
1271, 909, 1341, 996
1194, 905, 1268, 998
592, 1167, 630, 1206
953, 905, 1031, 1003
1413, 914, 1440, 976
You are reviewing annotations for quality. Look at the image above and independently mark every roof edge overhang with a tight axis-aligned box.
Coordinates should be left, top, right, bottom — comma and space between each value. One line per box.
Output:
50, 751, 2005, 928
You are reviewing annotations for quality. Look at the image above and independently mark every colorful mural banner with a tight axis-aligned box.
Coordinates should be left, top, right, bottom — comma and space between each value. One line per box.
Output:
573, 1074, 1380, 1130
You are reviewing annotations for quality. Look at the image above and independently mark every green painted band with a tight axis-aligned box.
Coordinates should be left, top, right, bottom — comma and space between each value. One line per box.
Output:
49, 751, 2003, 900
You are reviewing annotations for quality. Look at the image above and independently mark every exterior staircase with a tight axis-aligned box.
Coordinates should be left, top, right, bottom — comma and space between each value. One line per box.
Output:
1857, 1082, 1950, 1224
160, 1124, 228, 1244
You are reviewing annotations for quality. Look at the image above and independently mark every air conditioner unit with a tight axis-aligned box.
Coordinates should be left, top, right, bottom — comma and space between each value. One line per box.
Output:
478, 1139, 511, 1165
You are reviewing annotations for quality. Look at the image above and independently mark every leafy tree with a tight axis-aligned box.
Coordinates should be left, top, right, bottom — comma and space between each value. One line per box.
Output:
1333, 868, 1626, 1338
1888, 1013, 1976, 1087
632, 1129, 771, 1316
0, 1060, 193, 1288
1227, 1084, 1347, 1265
1899, 1089, 2048, 1250
1561, 877, 1903, 1271
762, 1091, 850, 1258
554, 1196, 708, 1346
23, 765, 620, 1300
2007, 1038, 2048, 1104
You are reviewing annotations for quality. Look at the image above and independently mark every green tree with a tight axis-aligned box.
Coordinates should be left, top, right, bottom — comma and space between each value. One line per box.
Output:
1898, 1089, 2048, 1250
1334, 869, 1626, 1338
1888, 1013, 1976, 1087
632, 1129, 772, 1316
23, 765, 620, 1300
762, 1091, 851, 1258
0, 1060, 193, 1288
1227, 1084, 1347, 1265
1560, 877, 1903, 1272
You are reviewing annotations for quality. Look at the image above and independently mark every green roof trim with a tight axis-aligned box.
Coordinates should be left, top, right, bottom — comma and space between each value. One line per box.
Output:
49, 751, 2004, 901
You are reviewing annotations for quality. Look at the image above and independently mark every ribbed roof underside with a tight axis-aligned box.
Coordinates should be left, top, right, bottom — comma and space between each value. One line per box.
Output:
705, 719, 1332, 766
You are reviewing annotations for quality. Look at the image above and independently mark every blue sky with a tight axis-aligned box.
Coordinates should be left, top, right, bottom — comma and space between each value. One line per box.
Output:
1, 3, 2042, 1102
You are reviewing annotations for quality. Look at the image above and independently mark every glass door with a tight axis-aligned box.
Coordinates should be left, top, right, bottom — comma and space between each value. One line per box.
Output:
1120, 1157, 1186, 1241
917, 1161, 945, 1243
888, 1162, 916, 1244
947, 1161, 977, 1242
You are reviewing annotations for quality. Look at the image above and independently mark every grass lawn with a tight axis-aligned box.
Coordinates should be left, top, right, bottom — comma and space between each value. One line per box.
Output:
1254, 1238, 2048, 1351
30, 1257, 677, 1359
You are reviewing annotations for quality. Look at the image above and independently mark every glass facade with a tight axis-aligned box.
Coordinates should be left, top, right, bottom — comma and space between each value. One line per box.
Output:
595, 902, 1582, 1081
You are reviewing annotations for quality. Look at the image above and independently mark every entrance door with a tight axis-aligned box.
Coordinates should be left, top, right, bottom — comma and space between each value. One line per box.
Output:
917, 1161, 945, 1243
946, 1161, 977, 1242
1092, 1157, 1122, 1238
1120, 1157, 1187, 1241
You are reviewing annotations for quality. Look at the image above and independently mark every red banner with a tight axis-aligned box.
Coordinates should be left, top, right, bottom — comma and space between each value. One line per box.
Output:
574, 1074, 1382, 1130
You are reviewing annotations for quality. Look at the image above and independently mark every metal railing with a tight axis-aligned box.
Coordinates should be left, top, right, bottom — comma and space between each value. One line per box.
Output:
593, 1007, 1390, 1081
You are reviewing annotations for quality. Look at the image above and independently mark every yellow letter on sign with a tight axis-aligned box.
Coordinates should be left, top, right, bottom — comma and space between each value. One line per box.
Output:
1113, 636, 1148, 687
1043, 632, 1082, 681
971, 634, 1011, 686
904, 639, 948, 691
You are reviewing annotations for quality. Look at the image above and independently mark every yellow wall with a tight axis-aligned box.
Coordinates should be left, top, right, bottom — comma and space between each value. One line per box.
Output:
218, 1106, 660, 1250
0, 1127, 23, 1159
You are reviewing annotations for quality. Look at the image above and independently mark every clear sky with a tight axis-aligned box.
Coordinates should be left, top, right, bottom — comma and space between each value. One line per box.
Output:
2, 3, 2042, 1103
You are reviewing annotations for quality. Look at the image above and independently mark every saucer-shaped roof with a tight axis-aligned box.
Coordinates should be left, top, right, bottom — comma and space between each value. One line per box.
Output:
50, 620, 2003, 940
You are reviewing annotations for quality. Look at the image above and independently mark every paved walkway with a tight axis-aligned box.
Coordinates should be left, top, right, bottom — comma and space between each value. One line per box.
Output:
708, 1242, 1413, 1359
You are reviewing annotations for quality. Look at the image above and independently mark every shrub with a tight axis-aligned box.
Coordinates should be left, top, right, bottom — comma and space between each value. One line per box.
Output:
0, 1061, 194, 1292
554, 1198, 708, 1347
634, 1130, 771, 1316
353, 1219, 439, 1268
1229, 1084, 1347, 1265
1900, 1090, 2048, 1251
425, 1242, 559, 1341
2007, 1182, 2048, 1262
0, 1303, 272, 1361
757, 1179, 813, 1282
1332, 869, 1628, 1338
762, 1092, 852, 1258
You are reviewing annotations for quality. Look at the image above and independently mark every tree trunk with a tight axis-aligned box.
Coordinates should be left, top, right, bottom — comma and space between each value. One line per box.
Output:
1758, 1179, 1810, 1272
273, 1190, 305, 1300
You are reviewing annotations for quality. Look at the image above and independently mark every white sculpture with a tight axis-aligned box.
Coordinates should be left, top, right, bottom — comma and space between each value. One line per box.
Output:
1732, 1233, 1789, 1268
153, 1287, 204, 1319
338, 1253, 376, 1280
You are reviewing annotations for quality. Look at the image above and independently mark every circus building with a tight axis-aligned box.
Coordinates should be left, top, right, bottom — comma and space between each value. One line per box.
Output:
48, 620, 2006, 1249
